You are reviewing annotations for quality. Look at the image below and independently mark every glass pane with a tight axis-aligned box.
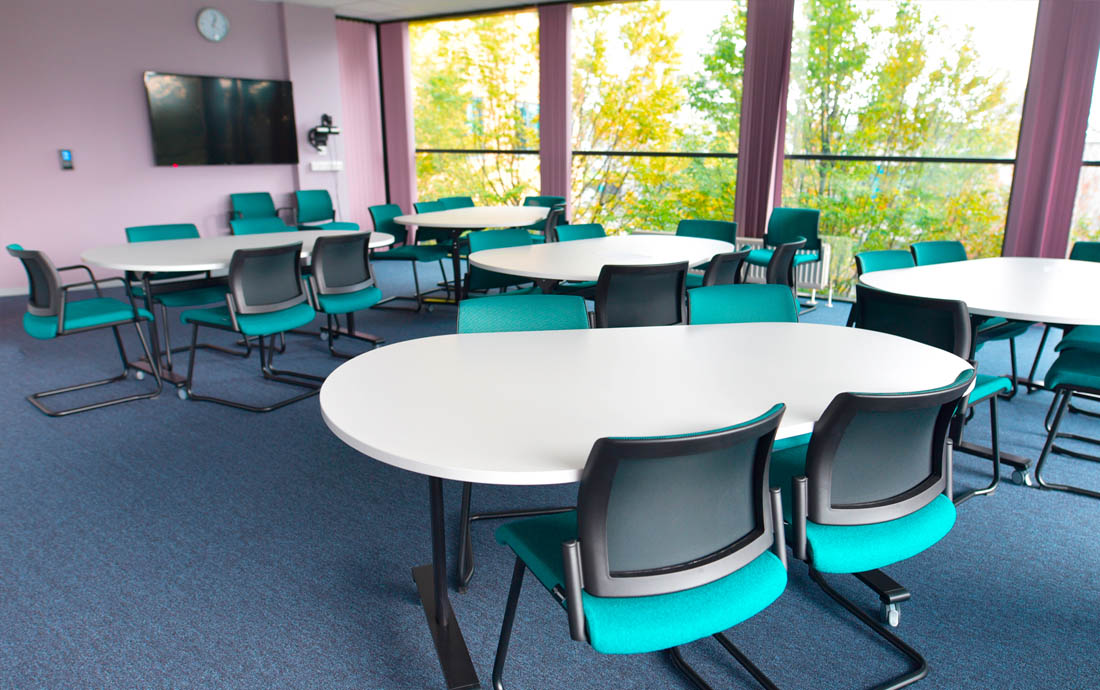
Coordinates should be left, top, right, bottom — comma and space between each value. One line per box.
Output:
416, 152, 540, 206
572, 155, 737, 234
572, 1, 747, 154
783, 158, 1013, 297
787, 0, 1037, 158
410, 12, 539, 151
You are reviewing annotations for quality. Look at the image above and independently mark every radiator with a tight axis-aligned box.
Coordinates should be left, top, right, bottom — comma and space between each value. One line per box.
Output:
735, 236, 833, 306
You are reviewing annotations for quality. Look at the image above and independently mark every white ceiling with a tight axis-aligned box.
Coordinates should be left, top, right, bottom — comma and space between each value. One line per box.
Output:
260, 0, 559, 23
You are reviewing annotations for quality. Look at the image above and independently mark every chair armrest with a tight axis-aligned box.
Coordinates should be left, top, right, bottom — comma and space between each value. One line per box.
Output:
62, 275, 143, 320
561, 540, 588, 643
769, 487, 788, 570
791, 476, 808, 562
56, 264, 100, 294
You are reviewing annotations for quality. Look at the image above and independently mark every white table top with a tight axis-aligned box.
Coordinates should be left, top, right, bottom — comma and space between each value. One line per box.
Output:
320, 323, 972, 486
859, 257, 1100, 325
468, 234, 736, 282
81, 230, 394, 273
394, 205, 548, 229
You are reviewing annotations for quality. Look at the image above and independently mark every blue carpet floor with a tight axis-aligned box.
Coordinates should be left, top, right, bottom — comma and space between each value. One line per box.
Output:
1, 261, 1098, 689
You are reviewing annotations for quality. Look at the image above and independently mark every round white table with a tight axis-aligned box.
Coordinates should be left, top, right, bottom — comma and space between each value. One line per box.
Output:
320, 322, 972, 689
468, 234, 735, 287
394, 205, 550, 305
858, 257, 1100, 326
82, 229, 394, 273
82, 230, 394, 382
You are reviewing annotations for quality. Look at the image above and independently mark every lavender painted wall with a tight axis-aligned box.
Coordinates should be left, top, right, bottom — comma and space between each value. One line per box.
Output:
0, 0, 348, 292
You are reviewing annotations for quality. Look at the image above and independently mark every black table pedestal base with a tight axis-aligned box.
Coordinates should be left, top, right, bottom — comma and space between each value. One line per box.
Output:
413, 564, 480, 690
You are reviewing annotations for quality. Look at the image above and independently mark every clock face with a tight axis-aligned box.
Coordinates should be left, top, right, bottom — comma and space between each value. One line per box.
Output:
196, 8, 229, 42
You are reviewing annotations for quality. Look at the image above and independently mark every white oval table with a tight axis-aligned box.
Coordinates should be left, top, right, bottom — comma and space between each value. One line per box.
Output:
858, 257, 1100, 326
320, 322, 972, 689
860, 256, 1100, 484
468, 233, 735, 289
394, 205, 550, 306
82, 229, 394, 383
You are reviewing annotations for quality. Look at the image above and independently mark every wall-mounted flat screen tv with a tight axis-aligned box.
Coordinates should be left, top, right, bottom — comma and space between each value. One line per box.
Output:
144, 71, 298, 166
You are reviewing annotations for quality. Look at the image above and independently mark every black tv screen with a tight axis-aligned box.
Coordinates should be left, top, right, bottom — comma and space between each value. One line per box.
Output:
144, 71, 298, 166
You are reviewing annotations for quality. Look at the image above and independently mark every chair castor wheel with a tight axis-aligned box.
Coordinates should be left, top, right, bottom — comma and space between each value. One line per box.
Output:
134, 369, 145, 381
426, 304, 434, 313
177, 388, 189, 400
1011, 469, 1034, 487
880, 602, 901, 627
320, 331, 329, 342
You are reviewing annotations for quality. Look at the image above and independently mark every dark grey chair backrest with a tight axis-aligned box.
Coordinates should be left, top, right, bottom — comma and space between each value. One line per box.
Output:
702, 249, 751, 287
765, 238, 806, 290
594, 261, 687, 328
543, 206, 567, 242
6, 245, 60, 317
227, 243, 308, 315
311, 233, 375, 296
853, 285, 971, 359
804, 370, 973, 525
577, 404, 785, 597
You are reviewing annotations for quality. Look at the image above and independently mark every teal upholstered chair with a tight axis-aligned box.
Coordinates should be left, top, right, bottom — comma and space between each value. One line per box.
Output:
774, 369, 972, 688
6, 244, 162, 416
438, 195, 475, 209
847, 248, 917, 325
1035, 346, 1100, 499
125, 224, 237, 369
555, 223, 606, 242
852, 285, 1011, 503
687, 249, 750, 289
464, 228, 537, 298
180, 242, 323, 412
910, 240, 1028, 396
491, 406, 789, 689
855, 249, 916, 276
745, 207, 821, 270
688, 284, 798, 325
909, 240, 967, 266
295, 190, 358, 230
523, 195, 566, 209
677, 218, 737, 243
229, 216, 294, 235
454, 294, 591, 589
230, 192, 288, 219
307, 233, 383, 358
521, 195, 567, 240
1025, 240, 1100, 390
368, 203, 451, 311
594, 262, 687, 328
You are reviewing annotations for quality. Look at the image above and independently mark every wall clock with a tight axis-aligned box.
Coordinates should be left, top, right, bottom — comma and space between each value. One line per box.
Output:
196, 8, 229, 43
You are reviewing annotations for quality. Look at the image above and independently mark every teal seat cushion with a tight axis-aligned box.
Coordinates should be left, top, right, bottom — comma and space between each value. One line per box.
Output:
181, 301, 315, 337
1055, 325, 1100, 354
372, 244, 451, 263
496, 511, 787, 656
976, 317, 1031, 343
316, 286, 383, 315
1045, 349, 1100, 392
23, 298, 154, 340
745, 249, 819, 267
464, 286, 539, 298
147, 285, 228, 308
299, 221, 360, 231
807, 494, 956, 574
685, 272, 704, 288
967, 373, 1012, 405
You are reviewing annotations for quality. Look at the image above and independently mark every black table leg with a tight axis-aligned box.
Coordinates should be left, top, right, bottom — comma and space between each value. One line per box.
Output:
411, 476, 480, 689
133, 272, 187, 385
341, 312, 384, 345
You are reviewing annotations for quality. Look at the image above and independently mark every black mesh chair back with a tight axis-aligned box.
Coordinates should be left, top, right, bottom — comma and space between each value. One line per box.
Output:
594, 262, 687, 328
853, 285, 971, 359
804, 370, 973, 526
576, 404, 785, 597
6, 245, 61, 317
227, 243, 308, 315
543, 206, 567, 242
311, 233, 375, 296
702, 250, 750, 287
764, 238, 806, 289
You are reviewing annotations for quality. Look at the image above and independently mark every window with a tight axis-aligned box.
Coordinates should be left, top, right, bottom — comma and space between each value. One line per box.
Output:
410, 11, 540, 204
571, 1, 747, 233
783, 0, 1038, 295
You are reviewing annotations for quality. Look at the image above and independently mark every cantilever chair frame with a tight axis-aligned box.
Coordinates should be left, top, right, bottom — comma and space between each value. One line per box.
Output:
7, 246, 163, 416
182, 243, 324, 413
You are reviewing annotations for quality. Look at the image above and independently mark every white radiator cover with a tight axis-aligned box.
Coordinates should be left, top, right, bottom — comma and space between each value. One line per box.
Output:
734, 236, 833, 305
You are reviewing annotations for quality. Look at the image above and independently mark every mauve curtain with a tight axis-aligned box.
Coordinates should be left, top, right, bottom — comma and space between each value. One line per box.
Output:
336, 19, 387, 225
1003, 0, 1100, 258
539, 4, 572, 210
734, 0, 795, 239
378, 22, 418, 218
